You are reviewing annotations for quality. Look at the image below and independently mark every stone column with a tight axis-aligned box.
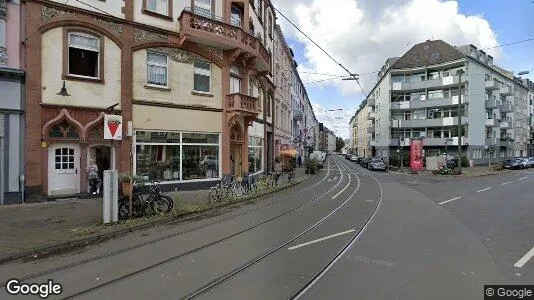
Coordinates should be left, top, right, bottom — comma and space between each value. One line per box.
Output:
0, 0, 7, 66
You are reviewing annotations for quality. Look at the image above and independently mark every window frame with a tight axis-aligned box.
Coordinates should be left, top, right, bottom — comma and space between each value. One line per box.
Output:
192, 0, 214, 19
193, 60, 212, 94
142, 0, 173, 21
146, 51, 169, 87
63, 28, 105, 84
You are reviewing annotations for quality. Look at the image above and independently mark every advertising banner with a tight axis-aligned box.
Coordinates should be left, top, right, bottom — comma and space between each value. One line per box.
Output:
410, 138, 424, 172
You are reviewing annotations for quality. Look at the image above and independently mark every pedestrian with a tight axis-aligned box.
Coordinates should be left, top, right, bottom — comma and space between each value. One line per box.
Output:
297, 155, 302, 167
86, 160, 101, 195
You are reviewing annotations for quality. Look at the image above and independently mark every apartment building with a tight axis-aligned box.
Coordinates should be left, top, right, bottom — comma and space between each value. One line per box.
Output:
355, 100, 372, 157
23, 0, 275, 198
348, 114, 356, 154
0, 0, 24, 204
362, 39, 529, 164
273, 24, 292, 157
522, 78, 534, 155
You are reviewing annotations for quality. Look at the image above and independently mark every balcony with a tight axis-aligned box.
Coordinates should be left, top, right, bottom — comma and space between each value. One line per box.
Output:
485, 138, 498, 146
293, 109, 303, 120
485, 100, 499, 109
368, 140, 376, 147
390, 117, 467, 128
499, 86, 512, 96
485, 80, 499, 90
367, 112, 376, 120
179, 8, 271, 72
367, 126, 375, 133
390, 75, 466, 91
424, 137, 467, 146
500, 104, 513, 113
389, 138, 410, 147
499, 139, 513, 147
226, 93, 261, 118
500, 122, 510, 129
485, 119, 498, 127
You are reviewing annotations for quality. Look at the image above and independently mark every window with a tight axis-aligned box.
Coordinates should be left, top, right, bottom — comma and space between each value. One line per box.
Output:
230, 4, 243, 27
146, 52, 168, 86
248, 137, 263, 173
54, 148, 75, 170
268, 13, 273, 38
68, 32, 100, 78
229, 65, 242, 94
258, 0, 263, 20
146, 0, 169, 16
193, 0, 212, 18
194, 61, 211, 93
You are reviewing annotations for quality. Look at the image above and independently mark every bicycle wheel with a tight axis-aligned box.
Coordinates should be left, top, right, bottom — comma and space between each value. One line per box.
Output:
159, 195, 174, 212
208, 187, 219, 203
232, 182, 243, 197
118, 199, 130, 220
151, 196, 171, 214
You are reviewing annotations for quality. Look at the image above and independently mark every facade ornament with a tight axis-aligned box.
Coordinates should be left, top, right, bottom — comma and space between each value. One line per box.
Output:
41, 6, 76, 22
194, 43, 224, 61
133, 28, 168, 42
93, 18, 123, 35
147, 47, 194, 64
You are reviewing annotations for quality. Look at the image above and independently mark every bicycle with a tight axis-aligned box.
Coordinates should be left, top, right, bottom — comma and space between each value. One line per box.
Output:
241, 173, 258, 195
118, 181, 173, 219
208, 174, 243, 203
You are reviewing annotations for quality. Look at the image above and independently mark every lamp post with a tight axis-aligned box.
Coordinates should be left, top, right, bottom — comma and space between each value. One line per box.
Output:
456, 69, 464, 172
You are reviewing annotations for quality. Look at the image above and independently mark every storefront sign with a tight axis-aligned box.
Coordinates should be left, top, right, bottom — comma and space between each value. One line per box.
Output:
410, 138, 424, 172
104, 114, 123, 140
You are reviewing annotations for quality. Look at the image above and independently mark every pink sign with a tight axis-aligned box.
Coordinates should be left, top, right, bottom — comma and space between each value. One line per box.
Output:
410, 138, 424, 172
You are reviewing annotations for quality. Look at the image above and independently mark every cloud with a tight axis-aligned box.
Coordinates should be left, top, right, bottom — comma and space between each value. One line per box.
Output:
273, 0, 500, 139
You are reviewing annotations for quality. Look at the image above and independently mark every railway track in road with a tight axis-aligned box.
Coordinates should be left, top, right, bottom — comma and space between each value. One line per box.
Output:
2, 160, 338, 287
3, 157, 354, 299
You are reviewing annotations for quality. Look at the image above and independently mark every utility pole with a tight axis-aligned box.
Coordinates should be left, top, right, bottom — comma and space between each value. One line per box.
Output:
457, 69, 464, 173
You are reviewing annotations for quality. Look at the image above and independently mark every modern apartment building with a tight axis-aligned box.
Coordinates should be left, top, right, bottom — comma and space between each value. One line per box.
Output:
348, 114, 356, 154
355, 100, 372, 157
0, 0, 25, 204
361, 39, 530, 164
23, 0, 276, 198
522, 78, 534, 155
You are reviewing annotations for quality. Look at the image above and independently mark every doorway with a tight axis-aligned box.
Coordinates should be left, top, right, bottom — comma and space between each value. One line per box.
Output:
230, 143, 242, 177
48, 143, 80, 195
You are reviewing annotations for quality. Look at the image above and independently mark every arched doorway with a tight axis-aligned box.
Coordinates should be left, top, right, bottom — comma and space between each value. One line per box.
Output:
229, 121, 244, 176
47, 120, 82, 195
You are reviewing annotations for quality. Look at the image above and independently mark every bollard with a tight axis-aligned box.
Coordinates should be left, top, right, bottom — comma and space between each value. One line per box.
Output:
103, 170, 119, 224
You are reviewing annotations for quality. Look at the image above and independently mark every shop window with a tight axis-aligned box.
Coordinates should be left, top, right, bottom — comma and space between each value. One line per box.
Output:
68, 32, 100, 78
182, 145, 219, 180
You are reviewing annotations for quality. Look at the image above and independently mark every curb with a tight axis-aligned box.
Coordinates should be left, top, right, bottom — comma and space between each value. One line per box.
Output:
0, 174, 312, 265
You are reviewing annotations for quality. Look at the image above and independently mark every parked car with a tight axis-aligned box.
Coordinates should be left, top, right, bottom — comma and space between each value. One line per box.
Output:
345, 154, 352, 160
503, 159, 522, 170
527, 157, 534, 168
516, 157, 529, 169
368, 158, 387, 171
349, 155, 359, 162
360, 157, 372, 168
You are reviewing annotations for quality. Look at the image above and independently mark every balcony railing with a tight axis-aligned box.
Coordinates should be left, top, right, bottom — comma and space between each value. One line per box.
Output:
293, 109, 303, 120
500, 104, 513, 113
500, 122, 510, 129
485, 119, 498, 127
226, 93, 261, 115
485, 80, 499, 90
391, 95, 468, 110
179, 8, 271, 71
499, 86, 512, 96
390, 117, 467, 128
367, 112, 376, 120
367, 126, 375, 133
423, 137, 467, 146
485, 99, 499, 109
390, 75, 466, 91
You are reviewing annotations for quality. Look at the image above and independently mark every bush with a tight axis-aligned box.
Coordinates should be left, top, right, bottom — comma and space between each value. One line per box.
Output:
389, 150, 410, 167
492, 164, 504, 171
306, 158, 319, 174
460, 155, 469, 168
433, 166, 461, 175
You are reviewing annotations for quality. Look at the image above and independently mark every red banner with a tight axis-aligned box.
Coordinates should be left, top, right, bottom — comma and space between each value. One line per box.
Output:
410, 138, 424, 172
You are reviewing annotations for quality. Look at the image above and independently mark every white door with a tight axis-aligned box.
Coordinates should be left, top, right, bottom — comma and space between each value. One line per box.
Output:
48, 144, 80, 195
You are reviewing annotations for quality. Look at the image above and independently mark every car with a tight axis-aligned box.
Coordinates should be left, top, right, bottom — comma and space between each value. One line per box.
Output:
368, 158, 388, 171
349, 155, 359, 162
503, 159, 522, 170
528, 157, 534, 168
516, 157, 529, 169
360, 157, 372, 168
345, 154, 352, 160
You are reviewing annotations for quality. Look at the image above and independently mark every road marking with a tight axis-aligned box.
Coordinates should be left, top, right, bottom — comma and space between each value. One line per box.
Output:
501, 182, 512, 186
348, 174, 351, 180
332, 181, 351, 199
514, 245, 534, 268
288, 229, 356, 250
476, 187, 493, 193
438, 197, 462, 205
519, 177, 528, 181
327, 179, 332, 182
334, 176, 338, 181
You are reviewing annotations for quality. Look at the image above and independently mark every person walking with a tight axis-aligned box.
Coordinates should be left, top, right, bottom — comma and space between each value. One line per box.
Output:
87, 160, 101, 195
297, 155, 302, 168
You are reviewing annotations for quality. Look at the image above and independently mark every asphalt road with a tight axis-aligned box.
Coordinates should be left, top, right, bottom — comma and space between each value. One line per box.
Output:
1, 155, 531, 299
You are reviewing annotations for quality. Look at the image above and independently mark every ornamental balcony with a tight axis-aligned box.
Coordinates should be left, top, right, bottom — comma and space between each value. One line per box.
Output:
226, 93, 261, 119
179, 8, 271, 72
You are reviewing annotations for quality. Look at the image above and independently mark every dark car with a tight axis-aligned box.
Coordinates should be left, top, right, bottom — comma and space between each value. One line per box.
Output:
368, 158, 387, 171
528, 157, 534, 168
503, 159, 522, 170
360, 157, 372, 168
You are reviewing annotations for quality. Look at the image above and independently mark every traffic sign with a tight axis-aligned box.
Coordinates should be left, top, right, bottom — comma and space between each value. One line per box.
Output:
104, 114, 123, 140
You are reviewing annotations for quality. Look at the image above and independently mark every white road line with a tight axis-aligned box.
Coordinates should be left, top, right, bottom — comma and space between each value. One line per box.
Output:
514, 245, 534, 268
438, 197, 462, 205
333, 176, 338, 181
348, 174, 351, 180
476, 187, 493, 193
519, 177, 528, 181
332, 181, 351, 199
501, 182, 512, 186
288, 229, 356, 250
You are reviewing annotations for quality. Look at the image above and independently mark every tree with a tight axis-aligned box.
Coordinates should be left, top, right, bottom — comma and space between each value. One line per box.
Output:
336, 137, 345, 152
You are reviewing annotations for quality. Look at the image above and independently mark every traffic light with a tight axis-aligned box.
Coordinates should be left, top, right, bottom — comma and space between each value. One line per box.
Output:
319, 123, 324, 132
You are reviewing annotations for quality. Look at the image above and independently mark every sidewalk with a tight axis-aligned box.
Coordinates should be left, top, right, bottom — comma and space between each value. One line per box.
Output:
0, 167, 310, 262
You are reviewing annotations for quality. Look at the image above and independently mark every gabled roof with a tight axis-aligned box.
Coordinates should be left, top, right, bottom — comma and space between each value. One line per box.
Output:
392, 40, 465, 69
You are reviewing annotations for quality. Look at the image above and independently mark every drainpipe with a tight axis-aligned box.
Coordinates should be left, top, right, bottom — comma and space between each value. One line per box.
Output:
0, 0, 7, 67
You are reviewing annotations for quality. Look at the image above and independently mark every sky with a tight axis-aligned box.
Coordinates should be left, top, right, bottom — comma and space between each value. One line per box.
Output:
272, 0, 534, 139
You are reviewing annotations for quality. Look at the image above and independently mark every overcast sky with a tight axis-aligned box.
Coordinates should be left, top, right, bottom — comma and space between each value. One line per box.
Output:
272, 0, 534, 139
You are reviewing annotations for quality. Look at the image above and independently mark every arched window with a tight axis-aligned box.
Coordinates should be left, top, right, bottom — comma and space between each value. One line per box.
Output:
48, 120, 80, 139
229, 122, 243, 142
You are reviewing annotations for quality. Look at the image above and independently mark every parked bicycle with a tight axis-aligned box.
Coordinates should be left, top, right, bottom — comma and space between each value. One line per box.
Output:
241, 173, 258, 195
118, 181, 173, 219
208, 174, 243, 203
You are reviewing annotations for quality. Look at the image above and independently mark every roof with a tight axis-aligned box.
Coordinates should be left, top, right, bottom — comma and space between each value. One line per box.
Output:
392, 40, 465, 69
